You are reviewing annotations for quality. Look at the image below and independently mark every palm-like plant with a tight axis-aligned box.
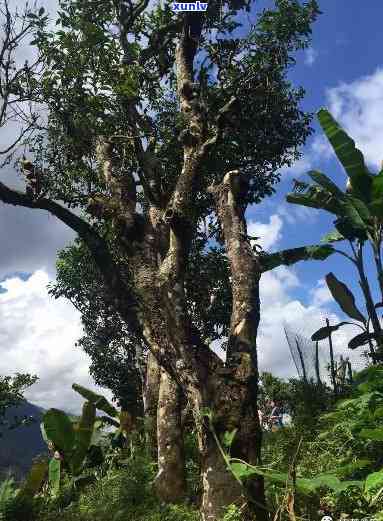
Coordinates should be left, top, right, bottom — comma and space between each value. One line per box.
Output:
287, 109, 383, 360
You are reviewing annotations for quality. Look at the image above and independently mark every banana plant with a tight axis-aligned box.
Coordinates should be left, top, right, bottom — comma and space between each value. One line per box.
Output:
41, 400, 97, 495
72, 383, 134, 444
287, 108, 383, 360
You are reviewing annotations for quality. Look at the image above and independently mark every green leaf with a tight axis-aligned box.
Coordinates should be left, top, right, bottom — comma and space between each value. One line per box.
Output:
222, 429, 238, 449
261, 244, 335, 272
311, 322, 351, 341
317, 109, 372, 202
71, 401, 96, 476
359, 428, 383, 441
308, 170, 345, 197
72, 383, 118, 418
43, 409, 76, 456
348, 332, 374, 350
369, 170, 383, 217
334, 198, 370, 240
286, 186, 342, 215
48, 458, 61, 497
365, 469, 383, 493
297, 474, 362, 494
321, 229, 345, 243
230, 462, 259, 480
326, 272, 366, 323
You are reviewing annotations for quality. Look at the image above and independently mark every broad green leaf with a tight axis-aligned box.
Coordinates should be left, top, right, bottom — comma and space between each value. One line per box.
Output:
72, 383, 118, 418
308, 170, 345, 197
359, 428, 383, 441
311, 322, 351, 341
71, 401, 96, 475
43, 409, 76, 456
286, 186, 342, 215
222, 429, 238, 449
317, 109, 372, 202
48, 458, 61, 497
321, 229, 345, 243
326, 272, 366, 323
297, 474, 362, 494
264, 470, 289, 484
261, 244, 334, 272
365, 469, 383, 493
230, 462, 259, 480
370, 171, 383, 217
348, 196, 371, 223
335, 198, 369, 240
348, 332, 375, 350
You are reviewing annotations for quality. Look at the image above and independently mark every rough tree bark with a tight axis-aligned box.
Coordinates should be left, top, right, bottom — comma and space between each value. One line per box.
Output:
153, 367, 187, 502
143, 351, 161, 459
0, 4, 331, 520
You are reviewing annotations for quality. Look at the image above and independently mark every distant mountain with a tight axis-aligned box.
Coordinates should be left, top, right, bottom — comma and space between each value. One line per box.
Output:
0, 401, 48, 482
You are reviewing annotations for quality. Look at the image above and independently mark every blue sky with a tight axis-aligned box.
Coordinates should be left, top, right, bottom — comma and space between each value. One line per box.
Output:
1, 0, 382, 411
247, 0, 383, 318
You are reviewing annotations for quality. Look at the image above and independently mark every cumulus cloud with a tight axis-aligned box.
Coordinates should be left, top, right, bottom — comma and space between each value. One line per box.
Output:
326, 68, 383, 171
0, 270, 113, 413
247, 214, 283, 250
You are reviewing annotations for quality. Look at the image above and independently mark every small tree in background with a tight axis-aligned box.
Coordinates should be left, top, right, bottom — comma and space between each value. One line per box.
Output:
0, 373, 38, 436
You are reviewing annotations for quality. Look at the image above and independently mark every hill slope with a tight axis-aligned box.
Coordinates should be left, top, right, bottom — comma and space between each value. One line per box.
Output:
0, 401, 48, 481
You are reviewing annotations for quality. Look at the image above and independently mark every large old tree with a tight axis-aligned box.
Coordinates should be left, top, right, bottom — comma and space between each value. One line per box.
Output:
0, 0, 337, 518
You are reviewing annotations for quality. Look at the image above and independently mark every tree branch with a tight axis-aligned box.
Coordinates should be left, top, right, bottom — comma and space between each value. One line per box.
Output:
0, 179, 141, 334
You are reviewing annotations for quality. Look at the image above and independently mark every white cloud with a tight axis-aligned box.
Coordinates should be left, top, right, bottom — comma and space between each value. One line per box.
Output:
326, 68, 383, 171
258, 269, 365, 380
278, 134, 335, 180
247, 214, 283, 250
276, 201, 319, 225
304, 47, 318, 67
0, 270, 113, 413
309, 278, 333, 307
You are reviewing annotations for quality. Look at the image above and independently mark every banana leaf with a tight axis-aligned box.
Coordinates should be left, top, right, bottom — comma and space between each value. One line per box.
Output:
311, 322, 351, 341
286, 184, 342, 215
321, 229, 345, 243
72, 383, 119, 418
71, 401, 96, 476
317, 108, 372, 202
370, 171, 383, 217
48, 458, 61, 497
326, 272, 366, 323
260, 244, 335, 272
43, 409, 76, 456
308, 170, 345, 197
348, 332, 375, 350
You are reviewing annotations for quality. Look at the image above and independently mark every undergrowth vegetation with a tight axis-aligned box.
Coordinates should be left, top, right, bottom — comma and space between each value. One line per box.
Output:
1, 366, 383, 520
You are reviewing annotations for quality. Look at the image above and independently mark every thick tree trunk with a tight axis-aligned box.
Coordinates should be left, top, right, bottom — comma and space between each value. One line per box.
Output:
143, 351, 161, 459
200, 433, 244, 521
153, 367, 187, 503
